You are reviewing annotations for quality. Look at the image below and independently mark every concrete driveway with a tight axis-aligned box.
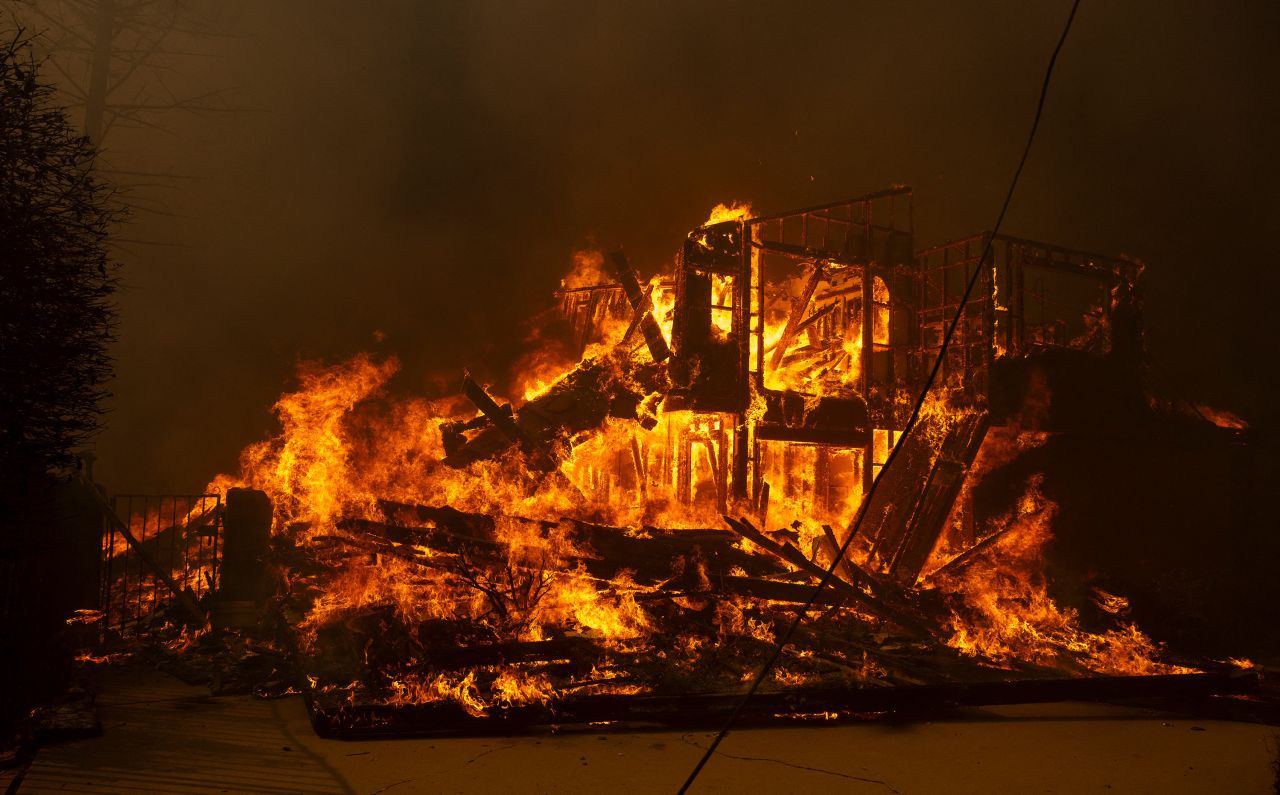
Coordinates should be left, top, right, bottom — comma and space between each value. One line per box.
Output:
11, 667, 1277, 794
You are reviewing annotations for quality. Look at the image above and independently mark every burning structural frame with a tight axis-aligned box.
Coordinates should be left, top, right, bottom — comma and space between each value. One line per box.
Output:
95, 186, 1262, 737
274, 188, 1258, 736
501, 187, 1146, 590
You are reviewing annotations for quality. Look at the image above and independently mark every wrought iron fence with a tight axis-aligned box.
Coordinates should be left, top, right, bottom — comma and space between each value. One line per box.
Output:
100, 493, 222, 635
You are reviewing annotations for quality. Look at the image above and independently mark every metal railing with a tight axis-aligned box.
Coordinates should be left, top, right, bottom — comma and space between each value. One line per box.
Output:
100, 493, 222, 635
915, 232, 1140, 400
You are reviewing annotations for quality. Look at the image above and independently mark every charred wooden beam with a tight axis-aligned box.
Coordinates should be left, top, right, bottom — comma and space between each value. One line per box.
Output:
790, 301, 838, 336
706, 575, 854, 607
445, 354, 664, 468
356, 500, 908, 620
378, 501, 501, 542
346, 509, 787, 585
420, 636, 601, 672
618, 283, 655, 350
629, 436, 647, 497
461, 372, 532, 448
722, 515, 812, 571
862, 411, 988, 584
722, 516, 927, 634
751, 238, 870, 269
338, 518, 504, 558
754, 389, 871, 448
820, 523, 860, 586
769, 263, 824, 372
755, 480, 771, 529
886, 411, 990, 585
559, 518, 786, 580
929, 515, 1021, 578
608, 250, 671, 362
753, 424, 867, 447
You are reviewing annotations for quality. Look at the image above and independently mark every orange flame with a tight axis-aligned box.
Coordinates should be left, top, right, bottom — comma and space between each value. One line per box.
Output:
193, 201, 1195, 711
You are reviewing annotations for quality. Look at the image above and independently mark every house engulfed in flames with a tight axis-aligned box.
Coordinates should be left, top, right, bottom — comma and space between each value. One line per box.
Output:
510, 187, 1140, 570
192, 186, 1252, 734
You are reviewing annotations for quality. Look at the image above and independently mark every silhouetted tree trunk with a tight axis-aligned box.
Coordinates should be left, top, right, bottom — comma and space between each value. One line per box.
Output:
83, 0, 114, 143
16, 0, 238, 146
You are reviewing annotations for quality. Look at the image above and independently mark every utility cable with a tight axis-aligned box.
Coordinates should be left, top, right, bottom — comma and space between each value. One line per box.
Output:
676, 1, 1083, 791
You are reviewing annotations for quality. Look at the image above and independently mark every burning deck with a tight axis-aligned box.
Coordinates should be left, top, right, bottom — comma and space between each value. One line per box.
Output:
101, 188, 1262, 735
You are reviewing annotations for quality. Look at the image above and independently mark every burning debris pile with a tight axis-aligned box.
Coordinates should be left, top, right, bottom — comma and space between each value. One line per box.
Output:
175, 188, 1257, 733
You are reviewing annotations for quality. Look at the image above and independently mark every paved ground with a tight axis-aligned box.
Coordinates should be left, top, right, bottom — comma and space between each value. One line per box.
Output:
11, 667, 1278, 794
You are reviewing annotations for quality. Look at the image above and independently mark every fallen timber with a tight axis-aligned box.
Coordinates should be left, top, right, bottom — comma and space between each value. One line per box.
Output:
344, 501, 928, 632
721, 515, 929, 634
304, 670, 1261, 739
608, 249, 671, 363
330, 522, 889, 614
342, 505, 789, 583
291, 500, 1260, 738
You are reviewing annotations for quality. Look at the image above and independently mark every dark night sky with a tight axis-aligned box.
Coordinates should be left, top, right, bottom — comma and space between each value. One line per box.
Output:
73, 0, 1278, 493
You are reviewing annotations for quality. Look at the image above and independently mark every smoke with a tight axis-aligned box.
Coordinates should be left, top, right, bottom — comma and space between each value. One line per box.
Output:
70, 0, 1278, 491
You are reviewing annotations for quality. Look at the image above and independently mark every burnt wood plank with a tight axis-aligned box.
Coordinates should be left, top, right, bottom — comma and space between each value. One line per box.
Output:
888, 412, 990, 585
723, 516, 929, 634
608, 250, 671, 362
861, 411, 989, 586
769, 263, 825, 371
420, 636, 602, 671
348, 509, 787, 584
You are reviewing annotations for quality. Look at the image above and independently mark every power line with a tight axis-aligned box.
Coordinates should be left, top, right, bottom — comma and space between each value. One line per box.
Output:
675, 1, 1084, 791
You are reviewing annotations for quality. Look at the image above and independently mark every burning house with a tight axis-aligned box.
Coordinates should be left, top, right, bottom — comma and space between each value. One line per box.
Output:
6, 0, 1280, 788
86, 187, 1263, 740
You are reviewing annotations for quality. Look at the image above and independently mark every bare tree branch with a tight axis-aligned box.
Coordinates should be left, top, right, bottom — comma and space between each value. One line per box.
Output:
7, 0, 244, 218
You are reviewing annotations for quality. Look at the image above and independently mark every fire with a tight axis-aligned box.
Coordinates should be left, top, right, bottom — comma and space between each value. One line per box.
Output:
385, 668, 555, 716
192, 193, 1198, 718
560, 248, 610, 290
705, 201, 752, 225
223, 353, 402, 526
927, 473, 1187, 676
1196, 404, 1248, 430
